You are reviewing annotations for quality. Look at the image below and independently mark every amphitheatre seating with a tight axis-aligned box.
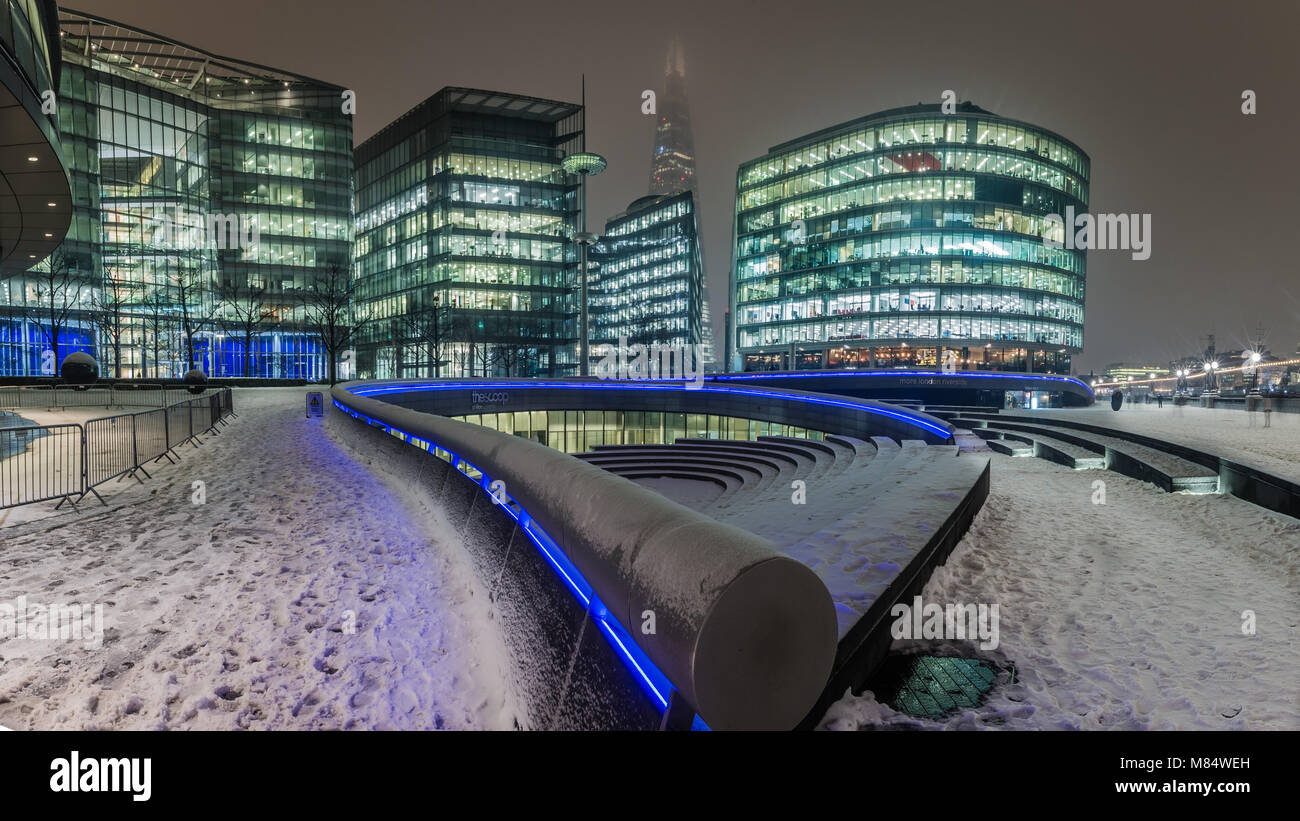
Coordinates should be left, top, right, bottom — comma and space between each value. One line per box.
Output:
577, 432, 991, 725
932, 410, 1220, 493
334, 378, 991, 730
971, 429, 1035, 458
960, 421, 1105, 468
580, 435, 980, 619
910, 404, 1005, 415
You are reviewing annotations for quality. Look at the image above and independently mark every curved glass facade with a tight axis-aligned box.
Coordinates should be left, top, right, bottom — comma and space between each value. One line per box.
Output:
731, 102, 1089, 374
0, 0, 70, 276
1, 1, 57, 109
453, 408, 826, 454
1, 10, 355, 379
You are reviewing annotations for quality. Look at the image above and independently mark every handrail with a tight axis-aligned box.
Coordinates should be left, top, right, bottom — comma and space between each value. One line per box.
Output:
333, 381, 840, 731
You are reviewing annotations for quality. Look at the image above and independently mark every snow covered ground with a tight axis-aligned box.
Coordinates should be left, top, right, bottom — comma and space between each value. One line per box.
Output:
0, 387, 523, 730
822, 448, 1300, 731
4, 388, 1297, 732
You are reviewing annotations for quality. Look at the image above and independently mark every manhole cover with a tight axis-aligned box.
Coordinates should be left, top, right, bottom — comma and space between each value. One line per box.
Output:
867, 655, 1003, 719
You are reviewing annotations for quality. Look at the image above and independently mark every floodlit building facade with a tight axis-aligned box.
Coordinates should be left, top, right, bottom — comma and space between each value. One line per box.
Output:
731, 102, 1089, 374
353, 87, 583, 379
0, 9, 353, 378
589, 191, 703, 353
0, 0, 72, 374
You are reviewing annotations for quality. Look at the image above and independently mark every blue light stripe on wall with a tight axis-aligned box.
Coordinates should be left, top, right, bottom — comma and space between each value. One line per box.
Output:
332, 396, 700, 727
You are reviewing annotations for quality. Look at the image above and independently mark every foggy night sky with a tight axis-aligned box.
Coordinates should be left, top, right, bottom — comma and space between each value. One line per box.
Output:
73, 0, 1299, 374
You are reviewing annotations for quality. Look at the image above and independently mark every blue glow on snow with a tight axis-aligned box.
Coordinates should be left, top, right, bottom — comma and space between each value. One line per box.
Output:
332, 396, 706, 728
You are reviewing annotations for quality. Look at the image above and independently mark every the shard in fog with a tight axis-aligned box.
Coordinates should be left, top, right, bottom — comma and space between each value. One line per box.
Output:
649, 38, 696, 197
647, 38, 715, 369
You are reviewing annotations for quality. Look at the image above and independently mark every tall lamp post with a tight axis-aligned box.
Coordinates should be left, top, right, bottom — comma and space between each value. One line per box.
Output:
432, 293, 443, 379
561, 150, 606, 376
1247, 351, 1263, 395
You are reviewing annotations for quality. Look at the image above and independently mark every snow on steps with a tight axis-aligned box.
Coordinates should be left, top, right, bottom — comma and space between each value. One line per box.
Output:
580, 435, 987, 641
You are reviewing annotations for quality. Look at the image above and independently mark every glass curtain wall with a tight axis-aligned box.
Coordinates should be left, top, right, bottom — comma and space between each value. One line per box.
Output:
732, 103, 1089, 375
0, 10, 354, 379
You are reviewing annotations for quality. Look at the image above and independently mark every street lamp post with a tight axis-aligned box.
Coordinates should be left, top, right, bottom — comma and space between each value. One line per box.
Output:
1247, 351, 1263, 395
561, 151, 607, 376
1204, 360, 1220, 395
432, 293, 441, 379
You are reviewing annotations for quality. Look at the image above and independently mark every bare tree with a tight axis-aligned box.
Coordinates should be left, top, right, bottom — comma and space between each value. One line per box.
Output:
299, 264, 368, 385
175, 269, 223, 372
489, 343, 532, 377
25, 248, 88, 374
89, 274, 136, 379
462, 315, 490, 377
139, 288, 178, 379
400, 294, 452, 378
218, 280, 276, 377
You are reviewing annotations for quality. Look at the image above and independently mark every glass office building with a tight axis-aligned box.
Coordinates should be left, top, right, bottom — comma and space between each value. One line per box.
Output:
353, 88, 583, 379
589, 192, 703, 352
0, 9, 353, 378
731, 102, 1089, 374
0, 0, 74, 374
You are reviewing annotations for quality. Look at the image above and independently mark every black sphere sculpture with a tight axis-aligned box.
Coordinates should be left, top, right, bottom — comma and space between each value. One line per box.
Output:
60, 352, 99, 389
1110, 389, 1124, 411
183, 368, 208, 395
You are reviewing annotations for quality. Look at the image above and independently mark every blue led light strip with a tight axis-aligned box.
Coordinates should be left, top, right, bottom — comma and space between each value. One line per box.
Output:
349, 378, 954, 439
332, 396, 708, 731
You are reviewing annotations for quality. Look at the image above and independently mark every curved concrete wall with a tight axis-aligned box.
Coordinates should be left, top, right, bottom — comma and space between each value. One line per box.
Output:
332, 381, 843, 730
347, 377, 957, 445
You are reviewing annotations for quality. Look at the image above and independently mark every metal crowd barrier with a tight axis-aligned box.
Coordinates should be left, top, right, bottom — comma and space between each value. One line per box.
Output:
83, 414, 138, 487
0, 387, 235, 510
0, 383, 204, 411
0, 423, 83, 509
134, 408, 170, 465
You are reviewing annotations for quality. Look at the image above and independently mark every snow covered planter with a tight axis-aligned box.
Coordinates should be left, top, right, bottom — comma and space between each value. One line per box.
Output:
329, 383, 840, 731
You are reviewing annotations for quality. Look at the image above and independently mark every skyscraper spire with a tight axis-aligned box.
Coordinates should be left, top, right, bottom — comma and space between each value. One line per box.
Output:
666, 35, 686, 79
649, 38, 696, 197
648, 38, 715, 368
